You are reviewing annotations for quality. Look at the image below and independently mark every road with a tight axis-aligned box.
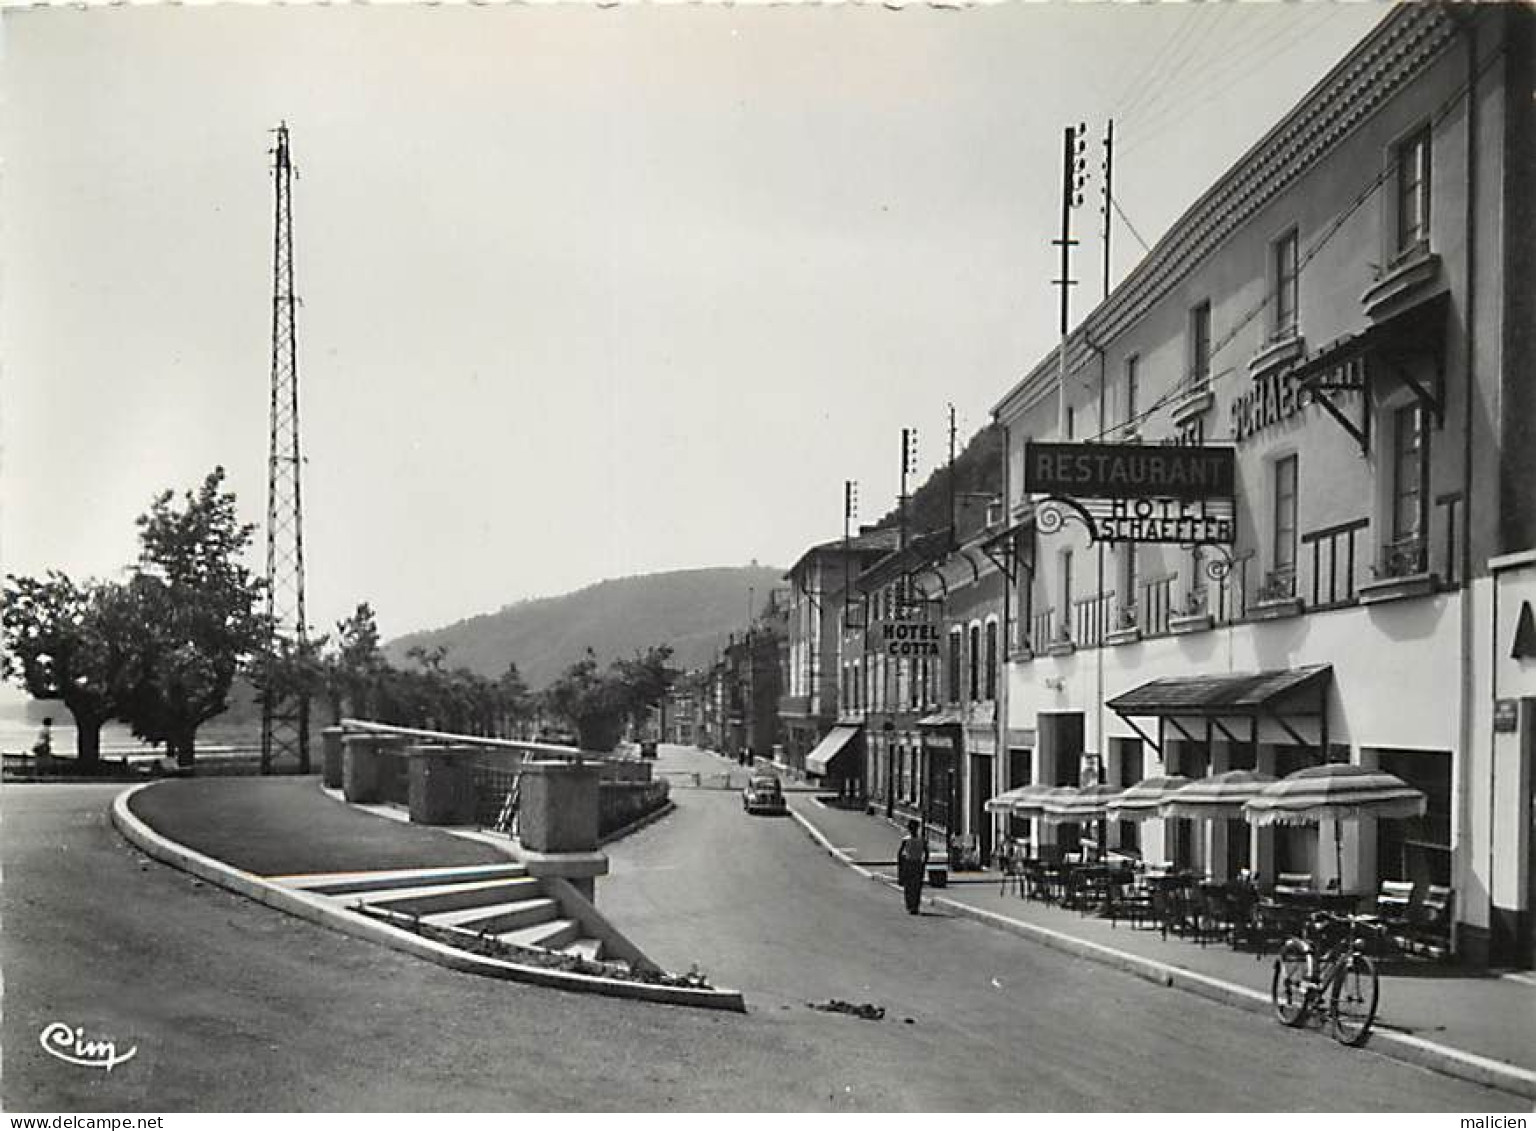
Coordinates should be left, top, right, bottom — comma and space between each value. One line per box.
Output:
0, 766, 1519, 1111
601, 744, 1520, 1110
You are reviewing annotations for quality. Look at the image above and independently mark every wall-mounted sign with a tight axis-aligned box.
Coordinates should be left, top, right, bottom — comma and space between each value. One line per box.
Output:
1024, 442, 1235, 501
1096, 497, 1236, 544
1024, 441, 1237, 546
1493, 698, 1519, 733
869, 619, 941, 657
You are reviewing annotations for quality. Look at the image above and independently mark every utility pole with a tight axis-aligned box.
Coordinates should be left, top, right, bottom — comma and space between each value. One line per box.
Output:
899, 426, 920, 557
262, 121, 310, 775
843, 479, 858, 622
1101, 118, 1115, 301
1052, 124, 1089, 440
946, 403, 958, 550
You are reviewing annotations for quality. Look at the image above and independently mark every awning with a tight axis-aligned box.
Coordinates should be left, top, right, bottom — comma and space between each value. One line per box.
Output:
1106, 665, 1332, 759
1292, 292, 1448, 453
806, 725, 861, 777
1106, 665, 1330, 717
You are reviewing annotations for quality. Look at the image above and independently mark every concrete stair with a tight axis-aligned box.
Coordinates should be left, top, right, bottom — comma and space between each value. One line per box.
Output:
424, 897, 560, 935
278, 864, 611, 967
497, 918, 581, 952
280, 863, 527, 896
363, 876, 544, 916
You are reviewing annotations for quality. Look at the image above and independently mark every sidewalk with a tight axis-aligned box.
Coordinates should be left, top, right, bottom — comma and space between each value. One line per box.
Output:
787, 791, 1536, 1098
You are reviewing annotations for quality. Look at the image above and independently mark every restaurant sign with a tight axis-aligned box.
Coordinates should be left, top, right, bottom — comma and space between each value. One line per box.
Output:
1024, 441, 1236, 546
1025, 442, 1234, 501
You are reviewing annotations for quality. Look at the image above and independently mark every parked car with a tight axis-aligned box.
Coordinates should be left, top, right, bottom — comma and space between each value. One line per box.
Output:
742, 775, 786, 815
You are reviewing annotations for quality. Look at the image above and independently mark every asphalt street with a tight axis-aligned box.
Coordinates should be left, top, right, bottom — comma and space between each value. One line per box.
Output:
0, 768, 1520, 1111
601, 744, 1522, 1111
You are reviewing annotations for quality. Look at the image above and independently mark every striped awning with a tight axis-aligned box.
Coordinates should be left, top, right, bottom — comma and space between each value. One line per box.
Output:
805, 725, 860, 777
1106, 775, 1194, 820
1242, 763, 1426, 827
1040, 783, 1124, 824
984, 785, 1033, 814
1160, 769, 1277, 820
1007, 783, 1062, 817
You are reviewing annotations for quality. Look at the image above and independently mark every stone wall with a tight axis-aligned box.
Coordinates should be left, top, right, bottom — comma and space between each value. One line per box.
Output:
599, 780, 671, 838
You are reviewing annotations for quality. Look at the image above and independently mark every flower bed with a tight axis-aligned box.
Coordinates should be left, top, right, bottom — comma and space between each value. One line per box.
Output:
357, 903, 712, 990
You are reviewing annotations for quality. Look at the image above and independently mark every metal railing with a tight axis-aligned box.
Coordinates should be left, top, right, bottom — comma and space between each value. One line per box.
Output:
1031, 608, 1056, 655
1072, 592, 1116, 650
1301, 517, 1369, 609
1138, 574, 1176, 636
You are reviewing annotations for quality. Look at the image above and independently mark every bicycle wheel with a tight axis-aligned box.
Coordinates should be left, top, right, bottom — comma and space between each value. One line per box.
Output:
1329, 952, 1379, 1046
1271, 939, 1313, 1027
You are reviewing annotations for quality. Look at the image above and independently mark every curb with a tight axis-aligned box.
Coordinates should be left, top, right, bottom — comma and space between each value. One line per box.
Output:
789, 804, 1536, 1101
112, 781, 745, 1013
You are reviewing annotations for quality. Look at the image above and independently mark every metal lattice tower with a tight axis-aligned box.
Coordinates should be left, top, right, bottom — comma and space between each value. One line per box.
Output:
261, 121, 310, 774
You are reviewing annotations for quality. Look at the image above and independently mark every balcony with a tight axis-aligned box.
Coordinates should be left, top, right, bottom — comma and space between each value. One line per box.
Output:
1249, 566, 1302, 621
1359, 533, 1437, 605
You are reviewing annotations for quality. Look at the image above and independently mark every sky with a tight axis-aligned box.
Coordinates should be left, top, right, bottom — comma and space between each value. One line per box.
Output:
1, 0, 1389, 643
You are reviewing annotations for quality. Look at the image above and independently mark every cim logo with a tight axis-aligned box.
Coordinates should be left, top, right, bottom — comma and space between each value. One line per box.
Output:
39, 1022, 138, 1072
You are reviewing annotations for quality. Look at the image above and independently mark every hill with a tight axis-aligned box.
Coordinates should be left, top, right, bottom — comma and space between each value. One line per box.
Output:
874, 423, 1003, 541
383, 564, 787, 688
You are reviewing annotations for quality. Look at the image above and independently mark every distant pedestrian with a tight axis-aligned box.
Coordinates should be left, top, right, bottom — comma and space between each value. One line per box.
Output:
32, 716, 53, 763
897, 818, 929, 915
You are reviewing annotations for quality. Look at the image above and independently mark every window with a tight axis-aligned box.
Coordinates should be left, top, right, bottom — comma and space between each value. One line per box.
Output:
1119, 543, 1139, 623
1189, 301, 1212, 388
968, 624, 981, 700
984, 620, 998, 700
1124, 355, 1139, 430
1060, 549, 1075, 639
1066, 404, 1076, 441
1273, 454, 1298, 585
947, 628, 962, 704
1273, 229, 1299, 338
1392, 405, 1425, 542
1395, 127, 1431, 256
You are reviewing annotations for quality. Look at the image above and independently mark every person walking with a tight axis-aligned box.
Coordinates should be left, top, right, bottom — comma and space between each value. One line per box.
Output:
897, 818, 929, 915
32, 716, 53, 771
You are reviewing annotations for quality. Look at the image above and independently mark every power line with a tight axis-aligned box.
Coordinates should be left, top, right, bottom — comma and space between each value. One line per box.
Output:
1110, 194, 1152, 254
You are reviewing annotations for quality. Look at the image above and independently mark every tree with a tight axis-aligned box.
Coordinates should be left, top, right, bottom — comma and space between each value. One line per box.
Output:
613, 644, 680, 732
0, 572, 130, 768
544, 644, 679, 753
326, 603, 383, 723
495, 661, 531, 737
115, 468, 267, 768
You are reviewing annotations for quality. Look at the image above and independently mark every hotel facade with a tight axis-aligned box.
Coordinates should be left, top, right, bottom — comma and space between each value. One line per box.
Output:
986, 4, 1534, 967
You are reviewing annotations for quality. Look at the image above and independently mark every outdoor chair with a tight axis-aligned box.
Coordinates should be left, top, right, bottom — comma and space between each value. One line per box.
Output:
1404, 884, 1454, 962
1373, 879, 1416, 955
1223, 883, 1265, 953
998, 839, 1028, 898
1106, 873, 1155, 931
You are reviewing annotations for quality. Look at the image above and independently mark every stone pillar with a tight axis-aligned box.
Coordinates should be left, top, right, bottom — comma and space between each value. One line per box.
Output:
343, 733, 383, 803
519, 760, 600, 854
407, 745, 477, 825
321, 727, 345, 789
343, 733, 407, 803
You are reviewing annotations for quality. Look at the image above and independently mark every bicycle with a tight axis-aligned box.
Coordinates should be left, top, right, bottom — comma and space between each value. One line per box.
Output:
1270, 910, 1385, 1046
